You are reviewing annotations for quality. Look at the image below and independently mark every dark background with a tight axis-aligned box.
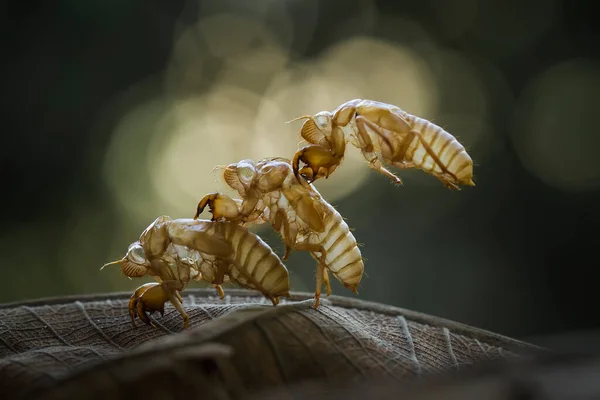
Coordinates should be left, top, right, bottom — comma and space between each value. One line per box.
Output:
2, 0, 598, 344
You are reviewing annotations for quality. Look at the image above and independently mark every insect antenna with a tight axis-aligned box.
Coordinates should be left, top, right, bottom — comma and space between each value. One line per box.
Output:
100, 258, 125, 270
284, 115, 312, 124
212, 164, 228, 182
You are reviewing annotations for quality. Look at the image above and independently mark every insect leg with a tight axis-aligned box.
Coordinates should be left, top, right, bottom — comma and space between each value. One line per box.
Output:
159, 278, 189, 329
355, 116, 403, 185
292, 242, 328, 308
315, 262, 325, 309
363, 151, 403, 186
129, 280, 188, 329
194, 193, 243, 221
282, 246, 292, 261
323, 268, 331, 296
128, 283, 155, 328
161, 281, 189, 329
310, 252, 332, 298
151, 275, 185, 301
292, 145, 341, 185
214, 284, 225, 299
390, 160, 416, 169
212, 259, 231, 300
173, 260, 191, 303
269, 296, 280, 306
273, 209, 293, 260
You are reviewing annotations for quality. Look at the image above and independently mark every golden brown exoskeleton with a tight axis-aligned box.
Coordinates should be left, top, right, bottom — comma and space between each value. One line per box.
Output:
102, 216, 291, 329
194, 158, 364, 308
289, 98, 475, 190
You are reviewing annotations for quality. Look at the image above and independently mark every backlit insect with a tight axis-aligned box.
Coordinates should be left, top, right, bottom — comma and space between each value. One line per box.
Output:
290, 98, 475, 190
102, 216, 291, 329
194, 157, 364, 308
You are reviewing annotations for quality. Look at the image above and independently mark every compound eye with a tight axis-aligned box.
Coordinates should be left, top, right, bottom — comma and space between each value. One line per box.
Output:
127, 243, 147, 264
237, 165, 255, 184
315, 115, 329, 129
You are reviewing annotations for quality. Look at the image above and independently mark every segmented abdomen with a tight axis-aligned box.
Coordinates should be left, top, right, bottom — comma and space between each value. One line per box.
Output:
314, 202, 364, 291
220, 222, 290, 298
402, 115, 474, 185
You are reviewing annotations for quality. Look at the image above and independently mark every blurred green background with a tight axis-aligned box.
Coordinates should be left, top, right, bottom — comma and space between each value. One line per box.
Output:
2, 0, 598, 341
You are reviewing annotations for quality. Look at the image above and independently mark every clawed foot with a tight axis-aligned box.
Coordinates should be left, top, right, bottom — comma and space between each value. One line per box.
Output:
292, 145, 341, 186
128, 282, 171, 328
323, 269, 332, 297
312, 282, 331, 309
214, 284, 225, 299
282, 246, 292, 261
267, 295, 280, 306
313, 292, 321, 309
194, 193, 243, 222
194, 193, 218, 220
390, 175, 403, 186
443, 180, 461, 191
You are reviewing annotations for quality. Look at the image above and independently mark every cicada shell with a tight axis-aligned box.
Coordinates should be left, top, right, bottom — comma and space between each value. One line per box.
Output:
290, 99, 475, 190
195, 158, 364, 308
102, 216, 291, 329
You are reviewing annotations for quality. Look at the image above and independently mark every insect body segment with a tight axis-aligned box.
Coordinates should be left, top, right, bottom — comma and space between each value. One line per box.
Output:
194, 158, 364, 308
102, 216, 291, 329
290, 99, 475, 190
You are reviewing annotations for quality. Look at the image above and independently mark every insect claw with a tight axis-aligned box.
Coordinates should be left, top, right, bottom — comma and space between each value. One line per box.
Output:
137, 301, 151, 326
444, 181, 460, 191
282, 246, 292, 261
313, 295, 320, 309
214, 284, 225, 299
195, 194, 216, 219
146, 317, 158, 329
268, 296, 280, 306
128, 282, 171, 329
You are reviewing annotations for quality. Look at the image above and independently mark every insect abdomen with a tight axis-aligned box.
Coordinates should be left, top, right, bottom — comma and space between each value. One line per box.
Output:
404, 115, 474, 185
223, 222, 290, 298
319, 204, 364, 291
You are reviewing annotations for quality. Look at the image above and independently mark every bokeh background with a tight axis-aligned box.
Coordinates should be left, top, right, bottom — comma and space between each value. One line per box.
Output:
3, 0, 598, 343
